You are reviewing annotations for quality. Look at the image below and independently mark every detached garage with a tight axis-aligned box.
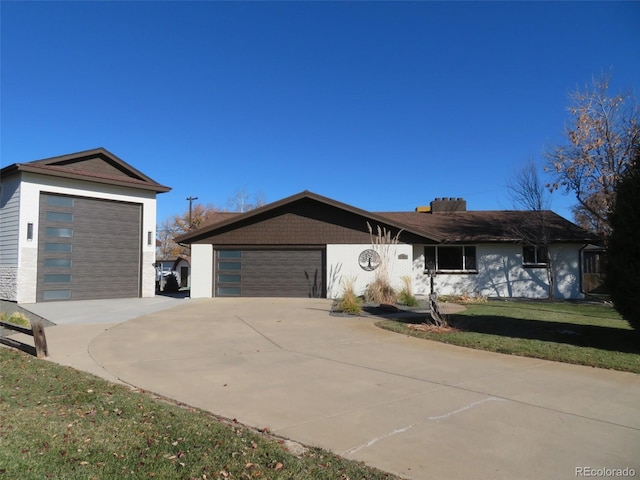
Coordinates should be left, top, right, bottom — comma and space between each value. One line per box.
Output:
0, 148, 170, 303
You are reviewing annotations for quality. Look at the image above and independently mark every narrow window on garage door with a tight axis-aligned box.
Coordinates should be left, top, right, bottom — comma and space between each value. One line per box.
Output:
216, 250, 241, 296
40, 194, 74, 300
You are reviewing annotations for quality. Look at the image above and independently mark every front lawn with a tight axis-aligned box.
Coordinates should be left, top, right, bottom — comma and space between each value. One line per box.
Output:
376, 300, 640, 373
0, 347, 401, 480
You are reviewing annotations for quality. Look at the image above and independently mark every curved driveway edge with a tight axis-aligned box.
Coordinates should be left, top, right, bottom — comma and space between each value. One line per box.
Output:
77, 298, 639, 479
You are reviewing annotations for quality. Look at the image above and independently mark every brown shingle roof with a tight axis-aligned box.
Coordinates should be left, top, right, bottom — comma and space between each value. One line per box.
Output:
176, 191, 598, 246
376, 210, 598, 244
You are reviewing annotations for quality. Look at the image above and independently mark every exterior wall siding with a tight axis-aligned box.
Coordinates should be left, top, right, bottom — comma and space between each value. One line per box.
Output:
13, 172, 158, 303
412, 243, 584, 299
0, 175, 21, 267
192, 208, 404, 246
326, 244, 413, 299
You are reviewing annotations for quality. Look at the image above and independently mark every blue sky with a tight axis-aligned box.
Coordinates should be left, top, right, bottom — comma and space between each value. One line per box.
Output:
2, 1, 639, 223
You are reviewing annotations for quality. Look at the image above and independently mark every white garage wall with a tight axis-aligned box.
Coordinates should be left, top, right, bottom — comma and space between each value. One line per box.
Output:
16, 173, 158, 303
326, 244, 413, 299
411, 243, 584, 299
190, 244, 213, 298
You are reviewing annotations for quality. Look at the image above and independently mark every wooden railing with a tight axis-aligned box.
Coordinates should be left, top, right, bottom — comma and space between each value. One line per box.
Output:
0, 317, 49, 358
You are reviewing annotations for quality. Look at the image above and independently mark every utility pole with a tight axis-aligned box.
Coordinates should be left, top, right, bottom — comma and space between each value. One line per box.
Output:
186, 196, 198, 230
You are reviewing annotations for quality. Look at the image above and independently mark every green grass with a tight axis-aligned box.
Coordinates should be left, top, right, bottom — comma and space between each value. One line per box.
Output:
0, 348, 401, 480
377, 301, 640, 373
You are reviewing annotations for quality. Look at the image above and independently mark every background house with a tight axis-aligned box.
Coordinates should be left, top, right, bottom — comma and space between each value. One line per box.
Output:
0, 148, 170, 303
175, 191, 599, 300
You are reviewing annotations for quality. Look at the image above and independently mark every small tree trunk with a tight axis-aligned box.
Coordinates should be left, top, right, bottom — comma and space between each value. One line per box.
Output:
546, 251, 555, 300
428, 294, 448, 327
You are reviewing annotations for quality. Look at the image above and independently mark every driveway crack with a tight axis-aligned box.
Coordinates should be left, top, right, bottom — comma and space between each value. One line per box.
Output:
235, 315, 283, 350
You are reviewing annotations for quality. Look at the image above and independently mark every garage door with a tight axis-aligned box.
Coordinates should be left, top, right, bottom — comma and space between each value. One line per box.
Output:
215, 249, 324, 297
36, 193, 142, 301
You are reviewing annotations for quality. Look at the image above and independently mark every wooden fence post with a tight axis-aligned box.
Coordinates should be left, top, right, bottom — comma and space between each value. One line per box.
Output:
30, 317, 49, 358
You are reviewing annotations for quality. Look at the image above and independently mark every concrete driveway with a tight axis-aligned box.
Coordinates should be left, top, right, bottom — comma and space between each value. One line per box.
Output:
40, 297, 640, 479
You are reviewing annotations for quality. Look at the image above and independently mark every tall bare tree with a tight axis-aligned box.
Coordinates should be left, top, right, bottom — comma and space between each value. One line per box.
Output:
507, 160, 555, 299
545, 72, 640, 240
507, 159, 551, 211
226, 186, 267, 213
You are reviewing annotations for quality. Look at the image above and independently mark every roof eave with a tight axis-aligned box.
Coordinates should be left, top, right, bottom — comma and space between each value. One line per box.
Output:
17, 164, 171, 193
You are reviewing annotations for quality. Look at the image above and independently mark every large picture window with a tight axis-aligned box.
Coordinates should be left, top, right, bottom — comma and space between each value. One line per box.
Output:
424, 246, 477, 273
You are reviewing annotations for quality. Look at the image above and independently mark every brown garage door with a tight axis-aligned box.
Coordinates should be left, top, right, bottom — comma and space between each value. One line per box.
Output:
215, 249, 324, 297
37, 193, 142, 301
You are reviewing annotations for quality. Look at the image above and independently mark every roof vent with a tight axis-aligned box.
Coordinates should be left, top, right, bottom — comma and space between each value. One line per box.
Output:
430, 197, 466, 213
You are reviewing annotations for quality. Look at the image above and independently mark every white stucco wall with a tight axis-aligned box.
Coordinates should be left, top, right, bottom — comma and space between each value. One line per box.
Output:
412, 243, 584, 299
326, 244, 413, 299
14, 172, 159, 303
190, 244, 213, 298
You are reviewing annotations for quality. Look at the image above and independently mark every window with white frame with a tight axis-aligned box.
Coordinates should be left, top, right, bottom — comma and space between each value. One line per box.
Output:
424, 246, 477, 273
522, 245, 548, 267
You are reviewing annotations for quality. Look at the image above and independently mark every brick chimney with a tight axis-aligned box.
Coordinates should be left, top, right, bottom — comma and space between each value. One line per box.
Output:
429, 197, 466, 213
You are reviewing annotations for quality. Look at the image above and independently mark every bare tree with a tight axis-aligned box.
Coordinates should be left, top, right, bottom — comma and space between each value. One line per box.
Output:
545, 72, 640, 240
158, 202, 221, 258
507, 159, 551, 211
226, 186, 267, 213
507, 160, 555, 299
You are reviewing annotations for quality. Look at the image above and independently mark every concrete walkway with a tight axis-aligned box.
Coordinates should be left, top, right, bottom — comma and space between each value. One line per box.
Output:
20, 298, 640, 479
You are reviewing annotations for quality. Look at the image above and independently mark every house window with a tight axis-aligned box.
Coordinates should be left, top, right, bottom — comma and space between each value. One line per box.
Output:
44, 274, 71, 283
46, 212, 73, 222
424, 246, 477, 273
44, 258, 72, 268
46, 195, 74, 208
523, 246, 548, 267
43, 290, 71, 301
44, 243, 72, 253
45, 227, 73, 238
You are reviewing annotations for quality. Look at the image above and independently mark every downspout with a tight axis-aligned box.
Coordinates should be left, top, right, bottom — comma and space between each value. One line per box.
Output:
578, 244, 588, 297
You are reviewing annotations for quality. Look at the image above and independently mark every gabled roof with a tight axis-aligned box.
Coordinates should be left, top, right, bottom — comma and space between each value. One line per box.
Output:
175, 190, 440, 244
1, 147, 171, 193
175, 190, 598, 246
376, 210, 599, 244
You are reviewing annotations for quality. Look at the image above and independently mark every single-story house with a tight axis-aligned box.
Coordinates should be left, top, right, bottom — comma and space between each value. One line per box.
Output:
0, 148, 171, 303
174, 190, 600, 300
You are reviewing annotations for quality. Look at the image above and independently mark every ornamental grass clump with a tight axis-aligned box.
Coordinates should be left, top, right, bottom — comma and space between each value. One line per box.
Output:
337, 276, 362, 314
398, 276, 419, 307
365, 222, 402, 305
0, 311, 31, 328
365, 278, 397, 305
